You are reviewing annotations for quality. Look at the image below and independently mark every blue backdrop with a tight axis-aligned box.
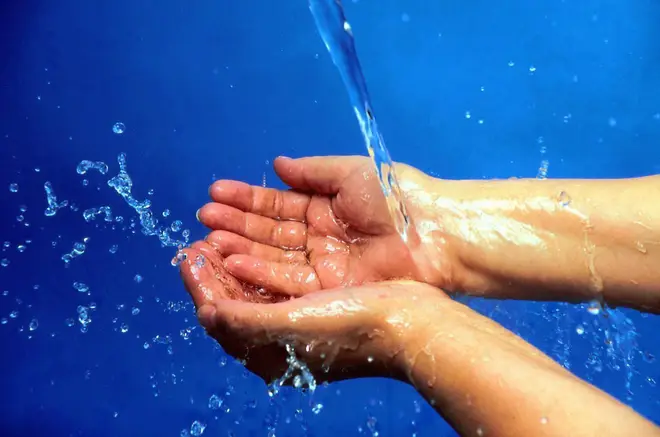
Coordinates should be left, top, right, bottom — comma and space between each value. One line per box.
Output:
1, 0, 659, 436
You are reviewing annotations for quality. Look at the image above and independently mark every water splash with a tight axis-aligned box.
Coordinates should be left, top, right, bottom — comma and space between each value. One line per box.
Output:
308, 0, 410, 242
107, 153, 190, 248
83, 206, 113, 222
76, 160, 109, 175
44, 181, 69, 216
269, 343, 317, 397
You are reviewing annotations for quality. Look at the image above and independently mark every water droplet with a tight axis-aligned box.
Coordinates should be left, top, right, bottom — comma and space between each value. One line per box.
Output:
112, 122, 125, 134
29, 319, 38, 331
8, 183, 18, 193
208, 394, 223, 410
73, 282, 89, 293
587, 300, 601, 315
190, 420, 206, 436
76, 160, 108, 175
635, 241, 647, 254
557, 191, 571, 207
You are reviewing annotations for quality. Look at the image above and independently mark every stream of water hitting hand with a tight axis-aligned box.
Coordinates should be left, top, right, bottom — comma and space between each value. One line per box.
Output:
308, 0, 411, 243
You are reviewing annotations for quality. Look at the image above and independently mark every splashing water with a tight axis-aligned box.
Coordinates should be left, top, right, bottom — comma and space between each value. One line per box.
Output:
76, 160, 109, 175
308, 0, 410, 242
107, 153, 190, 248
44, 181, 69, 216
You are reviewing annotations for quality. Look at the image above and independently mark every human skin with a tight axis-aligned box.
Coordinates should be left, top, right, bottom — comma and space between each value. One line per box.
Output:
179, 247, 660, 437
197, 155, 660, 312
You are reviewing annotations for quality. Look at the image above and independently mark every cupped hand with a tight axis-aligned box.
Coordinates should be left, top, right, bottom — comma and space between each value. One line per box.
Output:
180, 241, 448, 384
197, 156, 454, 298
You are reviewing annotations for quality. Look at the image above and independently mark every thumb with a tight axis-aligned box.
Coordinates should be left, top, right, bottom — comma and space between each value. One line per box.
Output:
274, 155, 369, 194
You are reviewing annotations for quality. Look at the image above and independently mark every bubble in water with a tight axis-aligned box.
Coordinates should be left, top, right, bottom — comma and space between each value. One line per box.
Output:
120, 324, 129, 333
9, 183, 19, 193
608, 117, 617, 127
1, 259, 9, 267
507, 61, 515, 67
576, 325, 585, 335
10, 310, 18, 318
190, 420, 206, 436
401, 13, 410, 22
65, 318, 75, 327
16, 245, 26, 253
109, 244, 119, 254
131, 307, 140, 315
112, 122, 126, 134
134, 274, 143, 283
312, 403, 324, 414
162, 209, 170, 218
529, 65, 537, 72
29, 319, 38, 331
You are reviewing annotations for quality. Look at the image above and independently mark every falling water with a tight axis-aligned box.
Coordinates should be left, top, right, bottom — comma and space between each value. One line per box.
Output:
308, 0, 410, 242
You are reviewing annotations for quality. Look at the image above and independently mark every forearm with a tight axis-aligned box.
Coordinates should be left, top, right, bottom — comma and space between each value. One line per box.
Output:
406, 172, 660, 312
390, 298, 660, 437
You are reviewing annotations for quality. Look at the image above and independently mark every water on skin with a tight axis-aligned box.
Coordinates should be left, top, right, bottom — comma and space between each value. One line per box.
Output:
308, 0, 411, 243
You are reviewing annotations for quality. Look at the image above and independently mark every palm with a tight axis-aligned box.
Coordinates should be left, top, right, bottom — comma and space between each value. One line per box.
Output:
197, 156, 430, 297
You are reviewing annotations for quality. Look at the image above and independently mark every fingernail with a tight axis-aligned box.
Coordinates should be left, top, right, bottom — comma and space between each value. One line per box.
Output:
196, 208, 201, 222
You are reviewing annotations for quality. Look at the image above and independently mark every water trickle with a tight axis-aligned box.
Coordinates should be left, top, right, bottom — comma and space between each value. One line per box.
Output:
308, 0, 410, 242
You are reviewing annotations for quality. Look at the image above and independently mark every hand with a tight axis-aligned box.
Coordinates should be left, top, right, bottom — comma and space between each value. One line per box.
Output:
197, 156, 455, 297
179, 240, 448, 384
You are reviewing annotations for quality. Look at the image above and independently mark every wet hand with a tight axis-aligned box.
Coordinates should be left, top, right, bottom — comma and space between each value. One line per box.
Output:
180, 240, 447, 384
197, 156, 454, 297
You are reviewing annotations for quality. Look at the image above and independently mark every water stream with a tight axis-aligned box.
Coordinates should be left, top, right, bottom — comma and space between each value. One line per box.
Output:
308, 0, 411, 243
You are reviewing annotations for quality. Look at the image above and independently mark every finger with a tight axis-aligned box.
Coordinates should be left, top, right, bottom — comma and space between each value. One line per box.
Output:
225, 254, 321, 296
179, 246, 222, 311
198, 203, 307, 250
209, 180, 310, 221
274, 156, 368, 194
206, 230, 307, 264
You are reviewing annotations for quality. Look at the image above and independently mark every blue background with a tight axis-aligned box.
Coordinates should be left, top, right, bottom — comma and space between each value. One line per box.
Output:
1, 0, 659, 436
